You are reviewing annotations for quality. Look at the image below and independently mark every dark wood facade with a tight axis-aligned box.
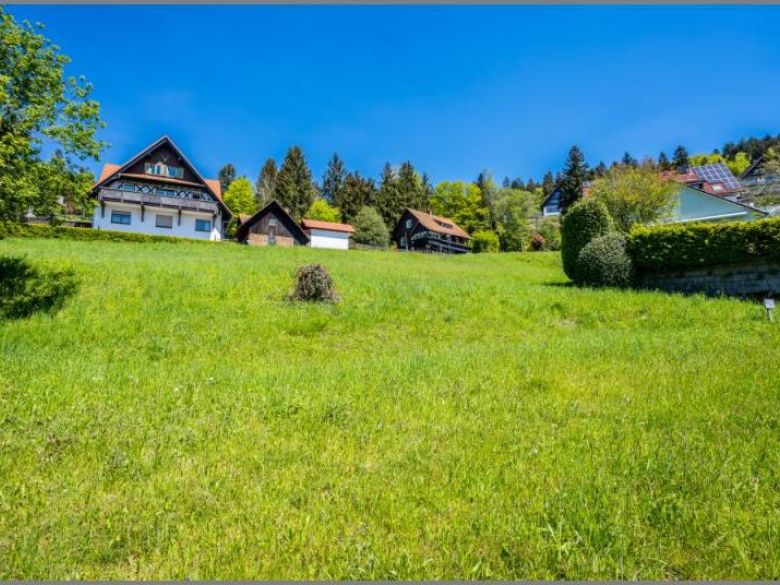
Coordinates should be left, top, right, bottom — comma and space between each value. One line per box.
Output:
235, 200, 309, 246
392, 209, 471, 254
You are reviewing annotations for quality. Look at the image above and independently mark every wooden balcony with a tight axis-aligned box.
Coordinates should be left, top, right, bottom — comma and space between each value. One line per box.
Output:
98, 188, 218, 215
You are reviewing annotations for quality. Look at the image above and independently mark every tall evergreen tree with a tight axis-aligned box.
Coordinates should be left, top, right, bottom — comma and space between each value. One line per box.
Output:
510, 177, 526, 190
218, 163, 236, 195
255, 158, 277, 207
621, 151, 638, 167
420, 172, 434, 210
559, 145, 589, 214
474, 170, 499, 229
593, 161, 608, 178
397, 161, 425, 210
525, 178, 538, 192
335, 172, 376, 223
273, 146, 315, 220
672, 145, 690, 170
375, 163, 401, 227
657, 151, 671, 171
502, 176, 511, 188
542, 171, 556, 196
321, 153, 347, 203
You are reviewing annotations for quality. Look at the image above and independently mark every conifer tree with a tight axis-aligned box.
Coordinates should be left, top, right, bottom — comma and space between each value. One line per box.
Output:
657, 151, 671, 171
321, 153, 347, 203
397, 161, 425, 210
672, 145, 690, 171
542, 171, 556, 196
218, 163, 236, 195
273, 146, 315, 220
510, 177, 526, 190
621, 151, 638, 167
375, 163, 401, 226
255, 158, 277, 207
559, 145, 589, 214
525, 178, 538, 192
335, 171, 376, 223
593, 161, 608, 178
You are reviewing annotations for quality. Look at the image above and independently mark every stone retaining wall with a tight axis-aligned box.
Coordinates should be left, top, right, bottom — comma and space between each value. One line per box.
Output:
638, 261, 780, 297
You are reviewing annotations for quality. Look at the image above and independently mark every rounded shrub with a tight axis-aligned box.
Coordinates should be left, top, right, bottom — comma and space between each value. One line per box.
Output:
288, 263, 339, 303
576, 233, 633, 288
530, 233, 545, 251
560, 198, 614, 279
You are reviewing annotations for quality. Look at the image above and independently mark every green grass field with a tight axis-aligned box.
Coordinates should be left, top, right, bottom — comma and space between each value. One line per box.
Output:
1, 237, 780, 579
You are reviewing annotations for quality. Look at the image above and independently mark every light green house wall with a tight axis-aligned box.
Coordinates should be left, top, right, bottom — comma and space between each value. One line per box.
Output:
666, 185, 765, 224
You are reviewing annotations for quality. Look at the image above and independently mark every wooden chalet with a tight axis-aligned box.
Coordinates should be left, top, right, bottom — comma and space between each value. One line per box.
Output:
392, 208, 471, 254
91, 136, 231, 240
235, 200, 309, 246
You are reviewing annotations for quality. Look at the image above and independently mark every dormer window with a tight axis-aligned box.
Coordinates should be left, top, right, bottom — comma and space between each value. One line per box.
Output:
145, 162, 184, 179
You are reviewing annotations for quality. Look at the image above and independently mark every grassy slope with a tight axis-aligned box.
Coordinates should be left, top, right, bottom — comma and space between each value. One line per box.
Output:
1, 238, 779, 579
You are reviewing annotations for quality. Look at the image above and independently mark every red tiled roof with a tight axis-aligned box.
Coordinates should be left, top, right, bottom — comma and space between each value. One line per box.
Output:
95, 163, 121, 187
204, 179, 222, 201
300, 219, 355, 233
407, 208, 471, 239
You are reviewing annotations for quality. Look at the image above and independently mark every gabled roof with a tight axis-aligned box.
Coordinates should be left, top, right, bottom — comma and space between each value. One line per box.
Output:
405, 208, 471, 239
740, 155, 766, 179
674, 185, 767, 223
234, 200, 309, 244
92, 135, 230, 217
300, 219, 355, 234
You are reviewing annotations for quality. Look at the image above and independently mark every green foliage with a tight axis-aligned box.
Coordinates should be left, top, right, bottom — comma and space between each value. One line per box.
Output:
470, 229, 500, 253
430, 181, 489, 235
0, 223, 213, 244
255, 158, 277, 207
0, 255, 77, 319
288, 263, 339, 303
218, 163, 236, 195
3, 237, 780, 578
0, 8, 106, 224
575, 233, 633, 288
274, 146, 315, 221
560, 198, 614, 279
322, 153, 347, 203
589, 163, 678, 233
672, 145, 690, 170
305, 198, 341, 223
375, 163, 402, 227
493, 188, 539, 251
628, 216, 780, 272
223, 177, 257, 216
335, 172, 376, 224
559, 145, 589, 214
531, 216, 562, 251
352, 206, 389, 247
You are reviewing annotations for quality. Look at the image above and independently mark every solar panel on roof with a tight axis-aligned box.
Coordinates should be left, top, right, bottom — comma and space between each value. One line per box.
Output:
693, 163, 742, 191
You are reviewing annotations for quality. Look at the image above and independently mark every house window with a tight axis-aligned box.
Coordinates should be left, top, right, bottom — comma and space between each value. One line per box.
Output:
111, 211, 131, 225
269, 217, 278, 227
156, 215, 173, 229
145, 162, 184, 178
405, 219, 412, 229
195, 219, 211, 232
157, 188, 175, 197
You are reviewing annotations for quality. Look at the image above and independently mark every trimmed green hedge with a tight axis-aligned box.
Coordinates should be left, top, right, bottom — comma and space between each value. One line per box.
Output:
560, 199, 614, 279
0, 223, 216, 244
628, 216, 780, 272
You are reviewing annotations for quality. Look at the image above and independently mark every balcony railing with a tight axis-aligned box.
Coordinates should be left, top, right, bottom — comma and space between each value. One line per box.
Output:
98, 188, 218, 214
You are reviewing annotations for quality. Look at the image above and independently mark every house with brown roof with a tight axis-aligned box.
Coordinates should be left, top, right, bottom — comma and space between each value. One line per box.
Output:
392, 208, 471, 254
235, 200, 309, 247
91, 136, 231, 240
300, 219, 354, 250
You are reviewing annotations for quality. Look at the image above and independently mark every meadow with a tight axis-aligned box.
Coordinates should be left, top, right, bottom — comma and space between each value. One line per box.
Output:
1, 237, 779, 579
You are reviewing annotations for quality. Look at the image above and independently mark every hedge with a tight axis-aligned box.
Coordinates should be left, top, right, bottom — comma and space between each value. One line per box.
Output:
577, 233, 633, 288
560, 198, 614, 279
0, 223, 216, 244
628, 216, 780, 272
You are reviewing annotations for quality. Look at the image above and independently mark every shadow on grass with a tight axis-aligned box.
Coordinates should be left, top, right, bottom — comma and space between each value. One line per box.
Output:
0, 256, 78, 320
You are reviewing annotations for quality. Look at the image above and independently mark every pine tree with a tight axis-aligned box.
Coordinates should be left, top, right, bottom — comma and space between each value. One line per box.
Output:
525, 178, 538, 192
321, 153, 347, 204
335, 172, 376, 224
502, 176, 511, 188
218, 163, 236, 195
593, 161, 608, 178
559, 145, 589, 214
672, 145, 690, 171
510, 177, 526, 190
397, 161, 424, 210
474, 170, 498, 229
255, 158, 277, 207
420, 172, 434, 210
542, 171, 556, 196
658, 151, 671, 171
621, 151, 638, 167
273, 146, 315, 220
375, 163, 401, 227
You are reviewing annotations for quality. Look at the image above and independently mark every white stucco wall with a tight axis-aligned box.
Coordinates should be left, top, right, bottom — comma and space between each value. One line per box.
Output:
308, 229, 350, 250
92, 202, 222, 240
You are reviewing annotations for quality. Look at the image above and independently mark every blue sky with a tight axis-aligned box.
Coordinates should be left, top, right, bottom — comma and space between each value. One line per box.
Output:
10, 5, 780, 184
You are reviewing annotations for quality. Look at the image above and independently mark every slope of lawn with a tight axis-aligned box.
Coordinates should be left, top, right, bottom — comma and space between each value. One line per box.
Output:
1, 237, 779, 579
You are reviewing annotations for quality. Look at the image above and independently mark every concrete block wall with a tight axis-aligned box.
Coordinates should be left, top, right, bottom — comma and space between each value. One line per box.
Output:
638, 261, 780, 298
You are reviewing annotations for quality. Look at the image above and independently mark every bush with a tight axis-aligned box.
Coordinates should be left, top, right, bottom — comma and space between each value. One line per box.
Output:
352, 206, 389, 248
561, 199, 614, 279
536, 217, 561, 251
288, 263, 339, 303
0, 256, 78, 319
0, 223, 214, 244
471, 230, 500, 253
576, 234, 633, 288
628, 217, 780, 272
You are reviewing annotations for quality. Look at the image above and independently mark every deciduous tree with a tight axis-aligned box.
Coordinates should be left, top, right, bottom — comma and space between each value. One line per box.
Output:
223, 177, 257, 215
305, 198, 341, 222
352, 206, 389, 247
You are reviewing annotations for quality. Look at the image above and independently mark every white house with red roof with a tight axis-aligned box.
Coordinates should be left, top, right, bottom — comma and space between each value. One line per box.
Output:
300, 218, 355, 250
90, 136, 231, 240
